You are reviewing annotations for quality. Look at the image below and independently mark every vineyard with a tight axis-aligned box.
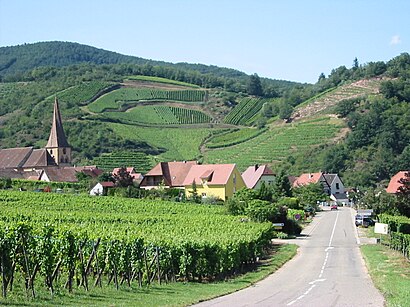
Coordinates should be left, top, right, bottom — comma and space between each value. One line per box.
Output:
378, 214, 410, 260
0, 190, 273, 298
55, 81, 117, 105
205, 117, 345, 170
91, 151, 154, 172
88, 88, 206, 113
206, 128, 267, 148
104, 105, 212, 125
223, 97, 267, 125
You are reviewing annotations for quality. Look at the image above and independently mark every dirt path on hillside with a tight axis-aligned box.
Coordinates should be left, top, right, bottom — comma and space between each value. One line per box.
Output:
291, 77, 384, 121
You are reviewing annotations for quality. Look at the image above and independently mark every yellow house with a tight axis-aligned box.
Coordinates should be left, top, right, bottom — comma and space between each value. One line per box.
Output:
183, 164, 245, 200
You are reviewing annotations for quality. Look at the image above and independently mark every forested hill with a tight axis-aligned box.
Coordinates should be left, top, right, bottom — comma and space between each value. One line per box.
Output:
0, 41, 297, 90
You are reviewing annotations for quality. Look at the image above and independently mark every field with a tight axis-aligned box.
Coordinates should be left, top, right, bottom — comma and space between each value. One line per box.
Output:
204, 116, 345, 170
108, 123, 213, 162
88, 88, 206, 113
104, 105, 213, 125
0, 190, 273, 302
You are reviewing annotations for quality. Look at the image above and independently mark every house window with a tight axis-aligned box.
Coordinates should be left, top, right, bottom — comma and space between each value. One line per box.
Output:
336, 183, 340, 190
233, 174, 236, 185
50, 149, 53, 155
201, 193, 207, 198
63, 148, 66, 154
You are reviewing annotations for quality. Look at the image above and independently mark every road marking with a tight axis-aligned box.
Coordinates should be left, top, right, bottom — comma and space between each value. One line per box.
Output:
287, 211, 340, 306
328, 210, 340, 247
308, 278, 326, 285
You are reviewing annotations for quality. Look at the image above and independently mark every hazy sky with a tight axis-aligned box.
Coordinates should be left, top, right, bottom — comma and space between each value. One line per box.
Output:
0, 0, 408, 83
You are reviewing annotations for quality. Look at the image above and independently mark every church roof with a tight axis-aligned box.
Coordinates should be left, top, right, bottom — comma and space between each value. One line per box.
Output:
22, 149, 57, 168
46, 97, 70, 148
0, 147, 33, 169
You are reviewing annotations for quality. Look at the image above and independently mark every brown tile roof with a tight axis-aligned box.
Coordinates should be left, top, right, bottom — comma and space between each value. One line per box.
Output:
42, 167, 78, 182
242, 165, 275, 188
142, 161, 197, 187
182, 164, 236, 186
0, 147, 33, 169
75, 165, 103, 178
46, 97, 70, 148
293, 172, 323, 187
386, 171, 409, 194
112, 167, 142, 180
0, 169, 42, 180
101, 181, 115, 187
23, 149, 57, 168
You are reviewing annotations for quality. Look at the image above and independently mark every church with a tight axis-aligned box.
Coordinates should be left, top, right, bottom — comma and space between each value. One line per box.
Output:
0, 98, 101, 182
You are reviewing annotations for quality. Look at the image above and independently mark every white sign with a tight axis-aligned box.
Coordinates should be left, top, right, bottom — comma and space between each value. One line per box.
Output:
272, 223, 285, 227
374, 223, 388, 235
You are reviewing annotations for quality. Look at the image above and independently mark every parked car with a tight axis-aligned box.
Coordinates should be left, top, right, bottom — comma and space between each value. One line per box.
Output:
355, 215, 375, 227
331, 204, 338, 210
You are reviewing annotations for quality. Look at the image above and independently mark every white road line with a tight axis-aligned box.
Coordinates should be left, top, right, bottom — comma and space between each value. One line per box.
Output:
287, 211, 340, 306
328, 210, 340, 247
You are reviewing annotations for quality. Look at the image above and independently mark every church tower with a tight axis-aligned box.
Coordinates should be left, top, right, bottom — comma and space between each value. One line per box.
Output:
45, 97, 72, 165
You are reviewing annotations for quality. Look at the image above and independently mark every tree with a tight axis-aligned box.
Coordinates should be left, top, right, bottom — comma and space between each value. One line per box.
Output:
397, 172, 410, 217
112, 167, 134, 188
272, 169, 292, 199
248, 73, 263, 96
353, 57, 359, 70
293, 183, 327, 212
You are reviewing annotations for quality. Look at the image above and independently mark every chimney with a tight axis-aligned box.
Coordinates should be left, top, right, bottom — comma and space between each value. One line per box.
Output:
255, 164, 259, 170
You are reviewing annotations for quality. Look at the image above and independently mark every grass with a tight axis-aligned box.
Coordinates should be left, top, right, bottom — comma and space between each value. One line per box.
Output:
0, 244, 297, 306
361, 244, 410, 307
108, 123, 212, 162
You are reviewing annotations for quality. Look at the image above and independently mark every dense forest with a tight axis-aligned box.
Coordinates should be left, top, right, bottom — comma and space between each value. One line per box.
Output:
0, 41, 409, 188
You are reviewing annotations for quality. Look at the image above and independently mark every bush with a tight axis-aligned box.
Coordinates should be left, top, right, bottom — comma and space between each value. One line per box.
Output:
245, 200, 280, 222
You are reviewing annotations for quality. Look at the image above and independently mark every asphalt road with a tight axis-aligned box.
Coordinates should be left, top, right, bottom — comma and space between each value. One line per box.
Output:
195, 208, 384, 307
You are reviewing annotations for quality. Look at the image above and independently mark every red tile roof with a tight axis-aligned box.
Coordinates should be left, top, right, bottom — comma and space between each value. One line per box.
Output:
242, 165, 274, 188
112, 167, 142, 180
293, 172, 323, 187
142, 161, 197, 187
182, 164, 236, 186
386, 171, 409, 194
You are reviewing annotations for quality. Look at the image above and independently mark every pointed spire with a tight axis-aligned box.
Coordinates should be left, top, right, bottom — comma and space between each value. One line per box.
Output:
46, 97, 70, 148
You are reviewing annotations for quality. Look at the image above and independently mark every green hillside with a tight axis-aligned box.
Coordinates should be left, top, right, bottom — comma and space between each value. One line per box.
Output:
1, 42, 409, 188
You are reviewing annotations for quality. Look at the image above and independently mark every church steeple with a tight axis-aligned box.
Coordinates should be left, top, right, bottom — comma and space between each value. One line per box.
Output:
45, 97, 71, 165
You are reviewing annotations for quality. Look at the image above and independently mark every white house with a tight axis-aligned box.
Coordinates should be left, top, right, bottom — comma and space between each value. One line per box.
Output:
242, 165, 275, 189
90, 182, 115, 196
323, 174, 349, 205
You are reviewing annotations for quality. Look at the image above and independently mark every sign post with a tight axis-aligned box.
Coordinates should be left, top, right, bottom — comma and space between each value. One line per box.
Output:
374, 223, 389, 244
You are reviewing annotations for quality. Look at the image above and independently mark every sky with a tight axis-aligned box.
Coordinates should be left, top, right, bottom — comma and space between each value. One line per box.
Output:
0, 0, 409, 83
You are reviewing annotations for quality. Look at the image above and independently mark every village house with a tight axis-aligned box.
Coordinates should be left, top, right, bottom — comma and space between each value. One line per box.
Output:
183, 164, 245, 200
386, 171, 409, 194
292, 172, 349, 205
139, 161, 197, 189
112, 167, 143, 185
242, 164, 275, 189
90, 182, 115, 196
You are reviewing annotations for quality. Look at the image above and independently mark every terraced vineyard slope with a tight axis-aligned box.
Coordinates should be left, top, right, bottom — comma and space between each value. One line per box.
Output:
88, 87, 206, 113
204, 117, 345, 170
223, 97, 267, 125
91, 150, 154, 172
102, 105, 213, 125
